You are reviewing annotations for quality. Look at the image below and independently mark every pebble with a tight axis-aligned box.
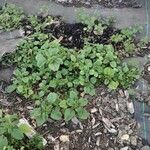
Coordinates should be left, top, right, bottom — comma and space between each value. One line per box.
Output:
147, 66, 150, 72
130, 136, 137, 146
59, 135, 69, 142
120, 146, 128, 150
47, 135, 55, 143
121, 134, 130, 141
27, 106, 33, 110
90, 107, 98, 113
72, 117, 80, 125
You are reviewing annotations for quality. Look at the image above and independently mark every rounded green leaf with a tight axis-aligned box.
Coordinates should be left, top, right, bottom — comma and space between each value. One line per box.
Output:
59, 100, 68, 109
64, 108, 75, 122
50, 108, 62, 120
11, 129, 24, 140
36, 53, 46, 68
47, 92, 58, 104
0, 135, 8, 150
76, 108, 89, 120
71, 55, 76, 62
108, 81, 119, 90
78, 98, 88, 107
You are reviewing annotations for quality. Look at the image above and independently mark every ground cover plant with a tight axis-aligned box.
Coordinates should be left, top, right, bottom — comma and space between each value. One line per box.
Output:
0, 111, 44, 150
0, 4, 149, 149
0, 4, 24, 31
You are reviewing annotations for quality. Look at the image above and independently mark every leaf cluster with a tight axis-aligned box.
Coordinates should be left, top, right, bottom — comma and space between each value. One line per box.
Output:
6, 32, 139, 125
0, 113, 43, 150
0, 4, 24, 31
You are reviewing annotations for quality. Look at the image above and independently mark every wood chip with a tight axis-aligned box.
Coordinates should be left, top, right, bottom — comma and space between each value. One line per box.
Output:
127, 101, 134, 114
90, 107, 98, 113
102, 117, 115, 128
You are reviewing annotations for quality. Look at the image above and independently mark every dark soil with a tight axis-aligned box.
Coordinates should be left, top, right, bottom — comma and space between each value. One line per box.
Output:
19, 15, 149, 59
21, 16, 117, 49
52, 0, 142, 8
0, 86, 146, 150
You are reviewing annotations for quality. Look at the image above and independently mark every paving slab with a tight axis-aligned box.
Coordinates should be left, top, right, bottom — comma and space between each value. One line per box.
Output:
0, 30, 23, 59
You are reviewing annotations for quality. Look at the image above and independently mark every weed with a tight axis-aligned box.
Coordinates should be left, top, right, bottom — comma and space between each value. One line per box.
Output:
0, 112, 43, 150
111, 26, 145, 53
0, 4, 24, 31
5, 32, 139, 125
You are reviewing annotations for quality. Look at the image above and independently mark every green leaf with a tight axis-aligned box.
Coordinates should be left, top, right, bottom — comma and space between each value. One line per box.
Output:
36, 53, 46, 68
17, 85, 24, 93
11, 129, 24, 140
76, 108, 89, 120
89, 69, 95, 75
104, 79, 109, 85
59, 100, 68, 109
49, 63, 60, 71
19, 124, 32, 134
123, 64, 129, 73
64, 108, 75, 122
0, 127, 5, 135
47, 92, 58, 104
110, 61, 117, 68
6, 85, 16, 93
78, 98, 88, 107
70, 54, 76, 62
67, 98, 77, 107
69, 91, 78, 99
36, 116, 47, 126
84, 85, 95, 96
104, 67, 115, 78
90, 77, 97, 84
0, 135, 8, 150
51, 108, 62, 120
108, 81, 119, 90
49, 58, 63, 71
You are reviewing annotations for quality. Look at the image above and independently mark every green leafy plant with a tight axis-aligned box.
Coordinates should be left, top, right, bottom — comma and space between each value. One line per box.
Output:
4, 31, 139, 125
27, 15, 53, 32
0, 112, 43, 150
77, 11, 109, 35
0, 4, 24, 31
111, 26, 144, 53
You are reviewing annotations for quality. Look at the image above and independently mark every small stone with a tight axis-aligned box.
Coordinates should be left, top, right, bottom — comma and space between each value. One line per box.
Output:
72, 117, 80, 125
121, 134, 130, 141
147, 66, 150, 71
90, 108, 98, 113
47, 135, 55, 143
130, 136, 137, 146
59, 135, 69, 142
141, 146, 150, 150
120, 146, 128, 150
27, 106, 33, 110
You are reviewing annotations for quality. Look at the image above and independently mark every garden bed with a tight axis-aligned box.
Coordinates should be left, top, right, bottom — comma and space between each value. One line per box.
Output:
0, 4, 150, 150
52, 0, 142, 8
